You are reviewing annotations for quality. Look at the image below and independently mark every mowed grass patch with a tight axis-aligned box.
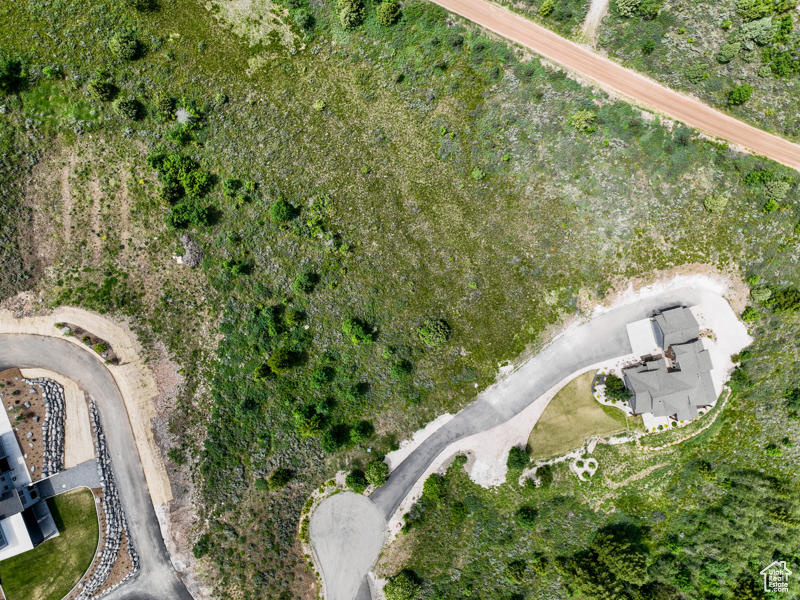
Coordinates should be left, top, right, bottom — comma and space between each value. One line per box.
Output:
528, 370, 636, 459
0, 489, 99, 600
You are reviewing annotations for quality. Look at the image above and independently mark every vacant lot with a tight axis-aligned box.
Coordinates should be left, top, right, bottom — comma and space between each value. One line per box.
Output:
0, 489, 99, 600
528, 370, 635, 458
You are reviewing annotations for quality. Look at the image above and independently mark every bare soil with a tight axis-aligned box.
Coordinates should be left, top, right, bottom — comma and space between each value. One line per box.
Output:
0, 367, 46, 480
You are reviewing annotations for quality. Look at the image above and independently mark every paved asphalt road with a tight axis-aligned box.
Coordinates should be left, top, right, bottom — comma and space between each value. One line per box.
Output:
0, 334, 192, 600
312, 284, 737, 600
429, 0, 800, 172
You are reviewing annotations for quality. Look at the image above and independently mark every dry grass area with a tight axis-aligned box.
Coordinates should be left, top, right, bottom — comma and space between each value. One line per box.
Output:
527, 370, 632, 459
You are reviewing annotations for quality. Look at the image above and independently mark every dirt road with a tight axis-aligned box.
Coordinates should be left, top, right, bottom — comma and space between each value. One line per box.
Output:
430, 0, 800, 171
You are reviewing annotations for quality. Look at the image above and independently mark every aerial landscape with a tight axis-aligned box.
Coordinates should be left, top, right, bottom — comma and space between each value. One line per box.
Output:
0, 0, 798, 598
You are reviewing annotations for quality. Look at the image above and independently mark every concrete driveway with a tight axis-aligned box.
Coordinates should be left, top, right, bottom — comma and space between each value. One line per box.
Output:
312, 283, 741, 599
0, 334, 192, 600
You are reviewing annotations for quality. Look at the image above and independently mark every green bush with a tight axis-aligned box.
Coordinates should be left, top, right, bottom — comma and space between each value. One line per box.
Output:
346, 469, 368, 493
128, 0, 158, 10
569, 110, 597, 133
728, 83, 753, 105
770, 288, 800, 311
266, 346, 298, 374
605, 374, 630, 402
337, 0, 365, 29
292, 270, 318, 294
741, 306, 761, 321
365, 460, 390, 486
504, 559, 527, 584
293, 9, 315, 30
88, 78, 117, 102
537, 464, 554, 487
155, 94, 176, 119
267, 468, 294, 490
166, 202, 211, 228
507, 446, 530, 470
750, 287, 771, 303
716, 42, 740, 64
269, 198, 294, 222
417, 317, 450, 347
384, 570, 421, 600
342, 318, 373, 344
703, 194, 729, 213
390, 359, 413, 380
93, 342, 108, 354
114, 96, 143, 120
254, 477, 268, 490
192, 533, 211, 558
108, 31, 143, 60
421, 473, 446, 506
376, 1, 401, 26
614, 0, 641, 17
350, 420, 374, 443
0, 53, 27, 94
765, 180, 790, 201
321, 423, 351, 452
735, 0, 772, 21
515, 504, 538, 529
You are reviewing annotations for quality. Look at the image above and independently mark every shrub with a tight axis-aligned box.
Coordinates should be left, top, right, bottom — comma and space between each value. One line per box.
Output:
728, 84, 753, 105
763, 198, 778, 213
267, 468, 294, 489
88, 78, 117, 102
0, 53, 27, 94
421, 473, 446, 505
346, 469, 368, 493
310, 365, 335, 388
637, 0, 662, 19
390, 359, 413, 380
350, 420, 374, 443
337, 0, 365, 29
741, 17, 777, 46
605, 374, 630, 402
471, 167, 485, 180
269, 198, 294, 222
537, 464, 554, 487
166, 202, 211, 228
376, 1, 401, 26
684, 62, 708, 83
128, 0, 158, 10
750, 287, 771, 303
294, 9, 315, 30
321, 423, 351, 452
155, 94, 176, 120
365, 460, 390, 486
735, 0, 772, 21
266, 346, 298, 374
703, 194, 729, 213
505, 559, 527, 584
93, 342, 108, 354
342, 318, 373, 344
254, 477, 268, 490
765, 180, 790, 201
716, 42, 740, 64
641, 38, 655, 54
507, 446, 530, 470
515, 504, 538, 529
384, 570, 421, 600
614, 0, 641, 17
292, 270, 318, 294
569, 110, 597, 133
770, 288, 800, 311
741, 306, 761, 321
192, 533, 211, 558
417, 317, 450, 347
114, 96, 143, 120
108, 31, 143, 60
539, 0, 555, 16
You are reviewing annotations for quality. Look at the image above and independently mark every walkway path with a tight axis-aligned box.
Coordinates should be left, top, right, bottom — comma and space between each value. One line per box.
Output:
429, 0, 800, 172
311, 282, 744, 599
0, 334, 192, 600
35, 458, 101, 499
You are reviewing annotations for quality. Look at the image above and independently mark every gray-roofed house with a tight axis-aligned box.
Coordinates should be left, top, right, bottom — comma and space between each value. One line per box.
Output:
623, 308, 716, 421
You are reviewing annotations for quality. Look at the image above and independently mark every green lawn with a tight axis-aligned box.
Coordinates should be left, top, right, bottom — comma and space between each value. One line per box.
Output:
0, 489, 99, 600
528, 370, 640, 459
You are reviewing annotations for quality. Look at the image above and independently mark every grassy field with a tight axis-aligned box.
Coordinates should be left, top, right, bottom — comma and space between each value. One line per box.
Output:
0, 489, 99, 600
527, 370, 636, 458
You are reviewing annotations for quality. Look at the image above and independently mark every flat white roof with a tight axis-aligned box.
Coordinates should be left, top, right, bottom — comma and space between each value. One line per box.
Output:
626, 318, 660, 358
0, 513, 33, 560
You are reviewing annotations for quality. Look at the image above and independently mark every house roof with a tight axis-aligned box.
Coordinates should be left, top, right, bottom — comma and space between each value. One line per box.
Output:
654, 307, 699, 349
623, 325, 716, 420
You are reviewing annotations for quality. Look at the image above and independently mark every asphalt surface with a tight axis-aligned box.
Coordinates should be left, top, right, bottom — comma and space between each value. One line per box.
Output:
311, 284, 738, 600
35, 458, 101, 499
429, 0, 800, 172
0, 334, 192, 600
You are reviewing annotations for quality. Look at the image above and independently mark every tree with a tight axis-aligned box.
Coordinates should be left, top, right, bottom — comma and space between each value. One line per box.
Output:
515, 504, 538, 529
569, 110, 597, 133
267, 468, 294, 489
376, 0, 401, 26
269, 198, 294, 222
108, 31, 143, 60
350, 419, 374, 443
507, 446, 530, 470
728, 83, 753, 106
346, 469, 368, 493
365, 460, 390, 486
0, 53, 27, 94
384, 570, 421, 600
504, 559, 527, 584
337, 0, 365, 29
604, 374, 630, 402
266, 346, 297, 374
88, 78, 117, 102
292, 270, 318, 294
417, 317, 450, 347
342, 318, 373, 344
703, 194, 729, 213
114, 96, 143, 120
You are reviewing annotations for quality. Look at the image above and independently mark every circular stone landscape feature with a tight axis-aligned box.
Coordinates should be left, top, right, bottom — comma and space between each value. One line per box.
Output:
310, 492, 386, 600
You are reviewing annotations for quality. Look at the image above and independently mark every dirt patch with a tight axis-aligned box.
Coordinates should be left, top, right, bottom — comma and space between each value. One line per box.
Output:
57, 322, 120, 365
0, 368, 46, 480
